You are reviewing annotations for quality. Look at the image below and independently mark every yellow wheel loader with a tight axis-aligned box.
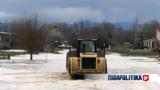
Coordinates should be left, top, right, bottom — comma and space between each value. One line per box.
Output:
66, 39, 107, 79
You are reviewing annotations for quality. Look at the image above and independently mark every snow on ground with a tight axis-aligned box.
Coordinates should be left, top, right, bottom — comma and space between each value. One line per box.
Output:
0, 49, 160, 90
1, 49, 26, 52
107, 53, 160, 74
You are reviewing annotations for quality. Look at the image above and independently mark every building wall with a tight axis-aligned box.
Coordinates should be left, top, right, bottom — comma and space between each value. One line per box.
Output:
0, 33, 11, 49
143, 29, 160, 49
143, 39, 156, 49
156, 29, 160, 40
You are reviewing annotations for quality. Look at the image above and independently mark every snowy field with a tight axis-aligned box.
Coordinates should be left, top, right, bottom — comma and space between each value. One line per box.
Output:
0, 49, 160, 90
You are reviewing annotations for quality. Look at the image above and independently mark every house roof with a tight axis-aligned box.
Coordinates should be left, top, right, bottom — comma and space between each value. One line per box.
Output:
143, 38, 156, 42
0, 31, 12, 35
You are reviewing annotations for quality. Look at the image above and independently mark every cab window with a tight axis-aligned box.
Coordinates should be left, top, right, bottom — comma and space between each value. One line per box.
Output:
80, 41, 95, 52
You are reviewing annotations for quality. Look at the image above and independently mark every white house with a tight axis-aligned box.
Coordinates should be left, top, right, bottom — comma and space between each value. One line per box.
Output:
0, 31, 12, 49
143, 29, 160, 49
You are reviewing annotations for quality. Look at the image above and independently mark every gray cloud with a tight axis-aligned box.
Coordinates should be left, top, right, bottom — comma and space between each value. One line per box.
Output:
0, 11, 11, 21
0, 12, 10, 17
40, 7, 104, 23
0, 0, 160, 22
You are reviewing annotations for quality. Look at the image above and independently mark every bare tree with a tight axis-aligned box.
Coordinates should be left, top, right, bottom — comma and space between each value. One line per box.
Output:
143, 20, 159, 39
10, 16, 45, 60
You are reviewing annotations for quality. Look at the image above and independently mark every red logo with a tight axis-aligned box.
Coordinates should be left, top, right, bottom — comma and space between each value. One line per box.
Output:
142, 75, 149, 81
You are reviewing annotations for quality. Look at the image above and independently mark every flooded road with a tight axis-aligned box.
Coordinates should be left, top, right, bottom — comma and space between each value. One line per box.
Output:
0, 50, 159, 90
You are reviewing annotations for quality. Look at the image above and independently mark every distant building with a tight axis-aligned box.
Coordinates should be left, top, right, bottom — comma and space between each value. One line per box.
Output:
143, 29, 160, 49
143, 38, 156, 49
59, 41, 72, 49
0, 32, 12, 49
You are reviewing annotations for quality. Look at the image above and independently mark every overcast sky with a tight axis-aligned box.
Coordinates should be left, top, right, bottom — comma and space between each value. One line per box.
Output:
0, 0, 160, 23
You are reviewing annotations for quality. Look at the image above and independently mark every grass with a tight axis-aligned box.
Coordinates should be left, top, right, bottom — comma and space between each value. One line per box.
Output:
51, 48, 61, 54
0, 51, 26, 56
110, 48, 157, 56
0, 48, 62, 57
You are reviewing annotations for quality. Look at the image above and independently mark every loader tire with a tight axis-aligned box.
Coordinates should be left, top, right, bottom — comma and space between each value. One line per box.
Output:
105, 59, 107, 73
71, 74, 84, 80
71, 74, 76, 80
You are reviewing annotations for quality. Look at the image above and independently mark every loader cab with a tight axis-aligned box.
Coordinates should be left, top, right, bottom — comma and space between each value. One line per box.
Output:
77, 39, 97, 57
66, 38, 107, 79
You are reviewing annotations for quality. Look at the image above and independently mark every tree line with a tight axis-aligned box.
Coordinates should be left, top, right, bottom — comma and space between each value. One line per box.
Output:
7, 16, 160, 60
58, 20, 160, 49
